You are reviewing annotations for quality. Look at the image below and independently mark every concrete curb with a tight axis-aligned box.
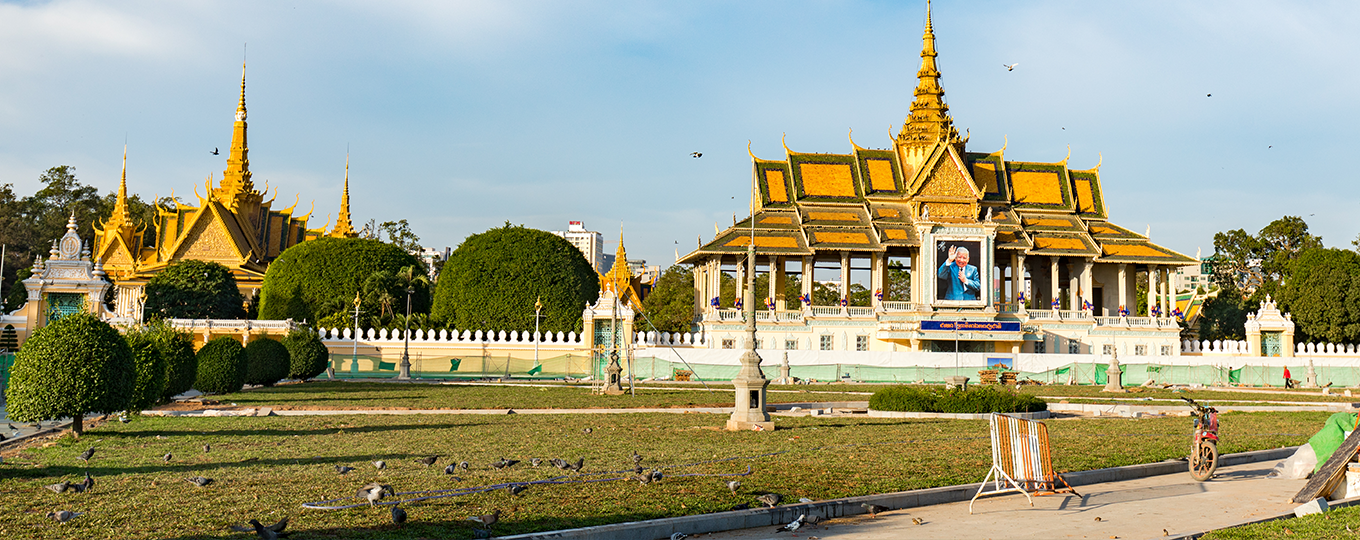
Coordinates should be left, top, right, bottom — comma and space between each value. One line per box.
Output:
498, 447, 1297, 540
1165, 495, 1360, 540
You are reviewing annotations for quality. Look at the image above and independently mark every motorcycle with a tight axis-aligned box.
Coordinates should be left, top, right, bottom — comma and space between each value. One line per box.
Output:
1182, 396, 1219, 481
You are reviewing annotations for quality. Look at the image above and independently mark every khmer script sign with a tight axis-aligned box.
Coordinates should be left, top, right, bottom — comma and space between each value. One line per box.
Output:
921, 320, 1022, 333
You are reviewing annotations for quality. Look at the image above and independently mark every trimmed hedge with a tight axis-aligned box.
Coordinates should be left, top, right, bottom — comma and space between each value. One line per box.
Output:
869, 385, 1047, 414
123, 329, 168, 412
283, 329, 330, 380
154, 323, 199, 400
243, 338, 290, 387
144, 259, 247, 320
5, 313, 135, 431
194, 337, 247, 395
432, 224, 599, 332
258, 237, 427, 323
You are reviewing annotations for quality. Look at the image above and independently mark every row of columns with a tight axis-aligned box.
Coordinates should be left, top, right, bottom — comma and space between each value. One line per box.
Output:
692, 252, 898, 315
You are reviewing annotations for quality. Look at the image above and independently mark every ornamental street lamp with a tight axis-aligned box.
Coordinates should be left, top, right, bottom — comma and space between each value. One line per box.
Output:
350, 291, 363, 374
533, 296, 543, 368
397, 287, 414, 379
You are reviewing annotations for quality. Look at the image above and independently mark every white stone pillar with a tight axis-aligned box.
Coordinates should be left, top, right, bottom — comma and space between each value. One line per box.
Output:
1117, 264, 1128, 316
1016, 253, 1027, 310
1050, 257, 1060, 310
870, 252, 884, 308
772, 255, 786, 310
1161, 268, 1172, 319
801, 256, 814, 307
1080, 258, 1093, 311
1147, 265, 1158, 317
1068, 260, 1080, 311
839, 251, 850, 303
693, 264, 704, 319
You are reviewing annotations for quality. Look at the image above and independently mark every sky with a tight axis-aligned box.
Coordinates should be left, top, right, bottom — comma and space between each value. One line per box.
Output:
1, 0, 1358, 269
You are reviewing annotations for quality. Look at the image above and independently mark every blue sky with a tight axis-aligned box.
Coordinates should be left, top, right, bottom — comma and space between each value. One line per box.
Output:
1, 1, 1357, 267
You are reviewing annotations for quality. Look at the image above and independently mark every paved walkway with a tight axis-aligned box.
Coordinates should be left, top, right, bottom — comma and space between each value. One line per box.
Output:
704, 460, 1306, 540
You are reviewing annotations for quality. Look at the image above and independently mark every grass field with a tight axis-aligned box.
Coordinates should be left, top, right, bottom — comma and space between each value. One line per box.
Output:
1203, 504, 1360, 539
0, 409, 1324, 539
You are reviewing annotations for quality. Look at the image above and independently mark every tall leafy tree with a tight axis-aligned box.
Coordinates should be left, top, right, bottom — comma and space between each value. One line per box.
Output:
379, 219, 421, 252
1279, 248, 1360, 343
638, 265, 696, 333
143, 260, 247, 320
432, 224, 598, 332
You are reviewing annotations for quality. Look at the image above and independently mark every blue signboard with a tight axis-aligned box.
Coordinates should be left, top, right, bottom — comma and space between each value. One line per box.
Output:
920, 320, 1022, 333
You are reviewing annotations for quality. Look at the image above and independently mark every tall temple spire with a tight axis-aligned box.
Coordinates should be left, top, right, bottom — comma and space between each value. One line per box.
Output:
897, 0, 960, 147
108, 145, 132, 229
328, 154, 358, 238
217, 61, 255, 208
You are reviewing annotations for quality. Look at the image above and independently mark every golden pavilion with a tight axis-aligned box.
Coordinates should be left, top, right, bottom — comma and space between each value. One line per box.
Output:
679, 5, 1195, 356
94, 65, 356, 318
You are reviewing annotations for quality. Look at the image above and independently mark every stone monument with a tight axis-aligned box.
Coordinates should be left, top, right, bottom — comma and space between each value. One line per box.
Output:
1103, 347, 1124, 392
726, 235, 773, 431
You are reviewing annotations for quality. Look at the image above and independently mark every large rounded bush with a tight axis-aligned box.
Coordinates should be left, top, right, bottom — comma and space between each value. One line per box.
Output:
258, 237, 427, 323
193, 337, 247, 394
869, 385, 1047, 414
6, 313, 135, 435
154, 323, 199, 400
283, 329, 330, 380
144, 259, 247, 320
243, 338, 290, 387
123, 329, 167, 412
432, 224, 599, 332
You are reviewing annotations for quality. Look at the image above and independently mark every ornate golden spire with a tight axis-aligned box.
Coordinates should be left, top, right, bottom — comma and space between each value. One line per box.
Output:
217, 62, 255, 209
108, 145, 132, 229
897, 0, 960, 148
328, 154, 358, 238
604, 225, 632, 294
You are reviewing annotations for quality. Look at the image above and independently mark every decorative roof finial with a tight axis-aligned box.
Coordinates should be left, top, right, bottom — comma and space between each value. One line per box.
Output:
897, 0, 958, 147
328, 152, 358, 238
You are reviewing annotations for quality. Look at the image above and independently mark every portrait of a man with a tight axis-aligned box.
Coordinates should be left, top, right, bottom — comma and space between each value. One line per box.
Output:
936, 242, 981, 301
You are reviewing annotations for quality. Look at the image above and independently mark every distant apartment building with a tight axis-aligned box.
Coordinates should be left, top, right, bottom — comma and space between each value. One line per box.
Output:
1174, 258, 1214, 292
415, 247, 451, 278
551, 221, 606, 273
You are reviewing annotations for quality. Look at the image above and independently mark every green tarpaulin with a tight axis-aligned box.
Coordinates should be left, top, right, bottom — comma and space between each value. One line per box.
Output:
1308, 412, 1359, 472
527, 364, 542, 375
377, 361, 396, 371
449, 359, 462, 371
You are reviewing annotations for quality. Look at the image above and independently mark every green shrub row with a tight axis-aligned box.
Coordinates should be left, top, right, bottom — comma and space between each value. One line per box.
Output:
869, 385, 1048, 414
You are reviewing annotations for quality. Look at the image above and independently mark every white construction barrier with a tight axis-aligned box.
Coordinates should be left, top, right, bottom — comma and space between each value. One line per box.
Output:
970, 413, 1076, 513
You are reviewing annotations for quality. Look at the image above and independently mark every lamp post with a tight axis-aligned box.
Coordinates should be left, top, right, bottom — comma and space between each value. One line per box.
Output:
533, 296, 542, 368
350, 291, 362, 374
397, 287, 413, 380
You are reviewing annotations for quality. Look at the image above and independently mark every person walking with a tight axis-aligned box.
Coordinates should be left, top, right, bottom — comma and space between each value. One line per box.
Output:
1284, 366, 1293, 388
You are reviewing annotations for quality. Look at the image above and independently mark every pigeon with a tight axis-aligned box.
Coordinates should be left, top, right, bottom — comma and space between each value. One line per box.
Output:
77, 447, 95, 463
1207, 94, 1212, 97
634, 465, 645, 475
805, 515, 822, 525
459, 461, 470, 470
507, 484, 527, 496
45, 481, 72, 493
203, 444, 211, 453
727, 480, 741, 494
187, 476, 213, 487
757, 493, 781, 508
78, 473, 94, 492
632, 451, 643, 463
374, 460, 386, 470
211, 147, 220, 155
163, 453, 173, 462
861, 503, 887, 518
1094, 516, 1102, 522
444, 464, 459, 475
570, 457, 585, 471
633, 471, 653, 485
530, 458, 542, 467
650, 469, 663, 483
671, 533, 688, 540
47, 510, 83, 523
357, 483, 393, 506
1004, 63, 1018, 71
551, 458, 569, 470
335, 465, 355, 475
391, 505, 408, 524
912, 517, 924, 525
799, 497, 813, 504
229, 517, 290, 539
418, 456, 439, 467
582, 428, 592, 434
467, 509, 501, 528
775, 514, 805, 533
691, 152, 702, 158
491, 457, 520, 470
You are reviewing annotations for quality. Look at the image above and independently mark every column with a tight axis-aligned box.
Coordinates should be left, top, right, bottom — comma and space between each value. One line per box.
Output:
1068, 260, 1080, 311
1016, 253, 1027, 310
870, 252, 884, 308
1117, 264, 1128, 316
1080, 258, 1093, 311
693, 264, 704, 319
1147, 265, 1158, 317
1050, 257, 1060, 310
839, 251, 850, 304
1161, 268, 1171, 319
734, 258, 745, 308
773, 256, 786, 310
710, 259, 722, 314
801, 256, 814, 307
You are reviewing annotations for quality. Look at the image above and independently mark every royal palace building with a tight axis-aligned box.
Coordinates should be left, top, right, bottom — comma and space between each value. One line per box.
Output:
678, 6, 1195, 358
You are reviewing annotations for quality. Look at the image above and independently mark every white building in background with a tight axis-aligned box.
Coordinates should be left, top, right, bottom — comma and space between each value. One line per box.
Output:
551, 221, 606, 273
1174, 258, 1213, 292
416, 247, 451, 278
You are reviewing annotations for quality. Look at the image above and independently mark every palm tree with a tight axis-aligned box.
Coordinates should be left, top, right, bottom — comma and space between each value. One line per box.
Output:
363, 270, 399, 320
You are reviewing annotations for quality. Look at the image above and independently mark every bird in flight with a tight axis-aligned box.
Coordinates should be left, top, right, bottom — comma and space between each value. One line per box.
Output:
1206, 94, 1212, 97
691, 152, 702, 158
211, 147, 220, 155
1003, 63, 1018, 71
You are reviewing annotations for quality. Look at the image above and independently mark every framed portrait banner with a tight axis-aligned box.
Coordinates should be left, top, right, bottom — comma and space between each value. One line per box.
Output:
932, 233, 989, 309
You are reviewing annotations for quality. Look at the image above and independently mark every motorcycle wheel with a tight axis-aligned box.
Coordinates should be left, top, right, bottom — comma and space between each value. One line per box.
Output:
1189, 440, 1218, 481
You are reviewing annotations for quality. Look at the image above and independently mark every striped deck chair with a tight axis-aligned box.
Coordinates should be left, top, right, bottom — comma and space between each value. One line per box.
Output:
970, 413, 1077, 513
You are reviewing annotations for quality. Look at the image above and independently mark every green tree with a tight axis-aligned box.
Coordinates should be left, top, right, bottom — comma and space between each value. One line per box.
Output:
243, 338, 290, 387
194, 337, 247, 395
1197, 293, 1258, 342
885, 261, 911, 301
1280, 248, 1360, 343
432, 224, 598, 332
379, 219, 421, 252
123, 328, 168, 413
638, 265, 696, 333
258, 237, 427, 324
5, 313, 134, 436
282, 329, 330, 380
144, 260, 246, 319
